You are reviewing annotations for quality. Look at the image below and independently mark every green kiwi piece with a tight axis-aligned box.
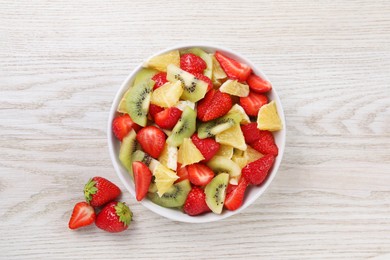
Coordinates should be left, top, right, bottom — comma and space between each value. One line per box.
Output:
205, 173, 229, 214
166, 106, 196, 147
197, 113, 241, 139
183, 48, 213, 78
148, 182, 158, 193
148, 179, 191, 208
125, 69, 156, 126
207, 156, 241, 178
119, 130, 137, 175
166, 64, 208, 102
131, 150, 153, 165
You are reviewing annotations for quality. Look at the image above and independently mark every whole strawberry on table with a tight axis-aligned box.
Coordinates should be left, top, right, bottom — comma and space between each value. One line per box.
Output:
113, 47, 283, 216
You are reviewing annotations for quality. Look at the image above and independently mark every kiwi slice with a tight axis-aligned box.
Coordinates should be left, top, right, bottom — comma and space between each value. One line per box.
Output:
207, 156, 241, 178
166, 106, 196, 147
131, 150, 153, 165
125, 69, 156, 126
197, 113, 241, 139
183, 48, 213, 78
119, 130, 137, 175
205, 173, 229, 214
148, 179, 191, 208
166, 64, 208, 102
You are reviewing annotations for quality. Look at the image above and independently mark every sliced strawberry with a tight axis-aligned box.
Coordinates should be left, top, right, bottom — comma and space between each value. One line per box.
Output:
215, 51, 252, 82
239, 92, 268, 116
241, 122, 263, 144
68, 202, 96, 230
194, 73, 213, 92
149, 104, 164, 120
151, 72, 168, 90
225, 177, 249, 211
183, 187, 210, 216
136, 126, 166, 158
246, 73, 272, 93
180, 53, 207, 74
175, 163, 189, 183
112, 114, 141, 141
191, 133, 220, 162
242, 154, 275, 185
154, 107, 182, 130
132, 161, 152, 201
187, 163, 215, 186
197, 90, 232, 122
251, 131, 278, 155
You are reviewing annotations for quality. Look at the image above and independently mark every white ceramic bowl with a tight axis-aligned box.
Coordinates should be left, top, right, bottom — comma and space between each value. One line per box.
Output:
108, 44, 286, 223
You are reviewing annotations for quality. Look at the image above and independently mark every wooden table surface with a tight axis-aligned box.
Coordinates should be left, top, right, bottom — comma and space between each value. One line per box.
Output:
1, 0, 389, 259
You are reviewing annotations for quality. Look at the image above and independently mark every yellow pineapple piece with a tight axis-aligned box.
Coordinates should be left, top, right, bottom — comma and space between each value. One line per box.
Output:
215, 144, 234, 159
144, 50, 180, 72
245, 145, 263, 163
257, 101, 283, 131
227, 104, 251, 124
215, 124, 247, 151
177, 138, 205, 167
150, 80, 183, 108
153, 163, 179, 197
158, 143, 178, 171
219, 79, 249, 97
212, 55, 227, 80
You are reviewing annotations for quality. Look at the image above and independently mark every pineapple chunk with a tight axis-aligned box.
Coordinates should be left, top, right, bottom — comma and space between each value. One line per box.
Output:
150, 80, 183, 108
215, 123, 247, 151
144, 50, 180, 72
177, 138, 205, 167
219, 79, 249, 97
153, 163, 179, 197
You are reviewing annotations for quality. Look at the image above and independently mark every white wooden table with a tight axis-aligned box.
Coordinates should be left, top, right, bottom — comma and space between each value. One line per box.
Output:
1, 1, 389, 259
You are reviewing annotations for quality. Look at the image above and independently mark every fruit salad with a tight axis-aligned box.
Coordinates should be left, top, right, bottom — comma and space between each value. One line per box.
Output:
112, 47, 283, 216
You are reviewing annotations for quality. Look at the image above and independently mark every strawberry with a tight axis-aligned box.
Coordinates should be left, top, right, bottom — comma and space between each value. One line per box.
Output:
149, 104, 164, 120
191, 133, 220, 162
136, 126, 166, 158
132, 161, 152, 201
84, 177, 121, 207
246, 73, 272, 93
151, 72, 168, 90
187, 163, 215, 186
154, 107, 182, 130
215, 51, 252, 82
240, 92, 268, 116
183, 187, 210, 216
175, 163, 189, 183
197, 90, 232, 122
241, 122, 263, 144
112, 114, 141, 141
180, 53, 207, 74
95, 201, 132, 233
225, 177, 249, 211
194, 73, 213, 92
251, 131, 278, 155
68, 202, 96, 230
242, 154, 275, 185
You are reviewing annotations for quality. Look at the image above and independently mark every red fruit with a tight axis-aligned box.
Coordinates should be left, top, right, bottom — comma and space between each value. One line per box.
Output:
95, 201, 132, 233
132, 161, 152, 201
183, 187, 210, 216
215, 51, 252, 82
154, 107, 182, 130
242, 154, 275, 185
149, 104, 164, 120
187, 163, 215, 186
251, 131, 278, 155
194, 73, 213, 92
175, 163, 189, 183
240, 92, 268, 116
180, 53, 207, 74
151, 72, 168, 90
225, 177, 249, 211
112, 114, 141, 141
136, 126, 166, 158
241, 122, 263, 144
197, 90, 232, 122
68, 202, 96, 230
246, 74, 272, 93
84, 177, 121, 207
191, 134, 220, 162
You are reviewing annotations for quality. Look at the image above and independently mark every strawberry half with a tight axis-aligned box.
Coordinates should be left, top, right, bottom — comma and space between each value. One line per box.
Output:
242, 154, 275, 185
180, 53, 207, 74
215, 51, 251, 82
240, 92, 268, 116
136, 126, 166, 158
241, 122, 263, 144
151, 72, 168, 90
132, 161, 152, 201
175, 163, 189, 183
149, 104, 164, 120
246, 73, 272, 93
183, 187, 210, 216
112, 114, 141, 141
154, 107, 182, 130
84, 177, 121, 207
68, 202, 96, 230
191, 133, 220, 162
194, 73, 213, 92
225, 177, 249, 211
251, 131, 278, 155
187, 163, 215, 186
197, 90, 232, 122
95, 201, 132, 233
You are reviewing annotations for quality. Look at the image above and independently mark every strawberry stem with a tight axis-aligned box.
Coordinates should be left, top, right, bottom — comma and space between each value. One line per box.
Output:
115, 202, 132, 226
83, 179, 98, 203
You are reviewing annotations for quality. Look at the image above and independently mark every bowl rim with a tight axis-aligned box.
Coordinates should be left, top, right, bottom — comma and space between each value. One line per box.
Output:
107, 43, 286, 223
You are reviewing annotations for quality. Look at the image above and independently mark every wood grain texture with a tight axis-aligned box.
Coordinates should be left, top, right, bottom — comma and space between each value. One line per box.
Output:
0, 0, 389, 259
